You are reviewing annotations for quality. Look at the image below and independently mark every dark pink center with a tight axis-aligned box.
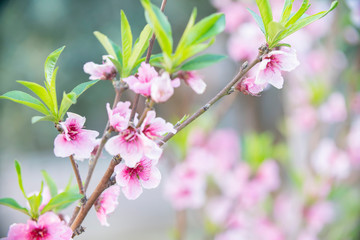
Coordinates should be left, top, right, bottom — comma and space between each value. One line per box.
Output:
67, 123, 79, 140
122, 127, 138, 142
29, 226, 49, 240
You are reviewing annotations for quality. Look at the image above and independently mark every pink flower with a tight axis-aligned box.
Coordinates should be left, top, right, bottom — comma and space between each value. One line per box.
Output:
311, 139, 350, 180
236, 76, 267, 96
123, 62, 158, 97
292, 105, 317, 130
140, 110, 176, 140
151, 72, 180, 103
256, 218, 284, 240
105, 126, 162, 167
221, 2, 249, 33
54, 112, 99, 160
319, 92, 347, 123
83, 55, 117, 80
254, 159, 281, 192
94, 185, 121, 226
7, 212, 72, 240
255, 48, 300, 89
106, 101, 131, 131
304, 201, 334, 233
178, 71, 206, 94
347, 118, 360, 164
114, 157, 161, 200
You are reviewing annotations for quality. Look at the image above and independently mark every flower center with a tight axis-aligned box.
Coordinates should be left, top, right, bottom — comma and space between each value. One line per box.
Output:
29, 226, 49, 240
67, 123, 79, 140
123, 127, 138, 142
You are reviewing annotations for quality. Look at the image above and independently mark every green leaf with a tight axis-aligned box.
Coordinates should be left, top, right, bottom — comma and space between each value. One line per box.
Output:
127, 24, 152, 74
94, 31, 120, 60
41, 170, 58, 198
0, 198, 30, 216
0, 91, 50, 115
71, 80, 100, 98
58, 92, 76, 120
247, 8, 266, 34
280, 0, 294, 24
121, 10, 133, 67
279, 0, 338, 40
41, 191, 83, 214
285, 0, 310, 27
31, 115, 57, 124
44, 46, 65, 85
176, 37, 216, 65
180, 54, 226, 71
255, 0, 273, 37
176, 8, 198, 53
27, 182, 43, 220
17, 81, 53, 111
267, 21, 285, 46
14, 160, 27, 199
48, 67, 59, 114
142, 0, 173, 57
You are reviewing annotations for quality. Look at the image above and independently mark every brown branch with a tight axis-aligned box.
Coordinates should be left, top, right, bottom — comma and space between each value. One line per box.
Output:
136, 99, 154, 128
69, 155, 85, 196
160, 53, 264, 145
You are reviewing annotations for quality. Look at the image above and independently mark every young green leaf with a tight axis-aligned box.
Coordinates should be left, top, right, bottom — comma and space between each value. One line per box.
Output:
255, 0, 273, 37
58, 92, 77, 120
285, 0, 310, 27
94, 31, 122, 63
127, 24, 152, 74
176, 8, 198, 52
41, 191, 83, 214
280, 0, 294, 24
141, 0, 173, 57
247, 8, 266, 34
17, 81, 53, 111
180, 54, 227, 71
71, 80, 100, 98
0, 198, 30, 216
41, 170, 58, 198
31, 115, 57, 124
48, 67, 59, 114
0, 91, 50, 115
14, 160, 27, 199
267, 21, 285, 45
44, 46, 65, 85
121, 10, 133, 66
176, 37, 216, 65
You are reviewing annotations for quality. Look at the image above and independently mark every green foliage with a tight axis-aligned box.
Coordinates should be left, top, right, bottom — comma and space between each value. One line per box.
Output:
249, 0, 338, 48
141, 0, 225, 73
41, 191, 83, 214
0, 198, 30, 216
0, 47, 99, 123
41, 170, 58, 198
179, 54, 226, 71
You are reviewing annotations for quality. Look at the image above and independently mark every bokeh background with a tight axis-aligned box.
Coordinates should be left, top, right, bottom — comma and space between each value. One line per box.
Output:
0, 0, 359, 239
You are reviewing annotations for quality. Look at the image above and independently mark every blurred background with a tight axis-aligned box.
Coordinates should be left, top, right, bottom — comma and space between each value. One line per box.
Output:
0, 0, 359, 239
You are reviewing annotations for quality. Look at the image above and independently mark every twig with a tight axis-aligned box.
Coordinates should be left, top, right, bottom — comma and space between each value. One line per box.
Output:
69, 155, 85, 196
136, 98, 154, 128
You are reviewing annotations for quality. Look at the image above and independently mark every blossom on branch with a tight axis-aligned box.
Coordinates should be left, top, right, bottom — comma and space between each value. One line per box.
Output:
177, 71, 206, 94
94, 185, 121, 226
83, 55, 117, 81
106, 101, 132, 131
114, 157, 161, 200
151, 72, 180, 103
255, 48, 300, 89
140, 110, 176, 140
7, 212, 72, 240
54, 112, 99, 160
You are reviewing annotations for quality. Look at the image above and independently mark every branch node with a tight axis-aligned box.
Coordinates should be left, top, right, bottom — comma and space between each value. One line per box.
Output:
203, 104, 211, 111
73, 226, 86, 236
80, 196, 87, 206
113, 154, 122, 164
241, 61, 248, 70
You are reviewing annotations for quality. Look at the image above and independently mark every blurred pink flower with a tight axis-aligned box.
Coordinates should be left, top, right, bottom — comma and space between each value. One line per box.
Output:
140, 110, 176, 140
83, 55, 117, 80
311, 139, 350, 180
257, 218, 284, 240
319, 92, 347, 123
304, 201, 334, 234
347, 118, 360, 164
114, 157, 161, 200
105, 126, 162, 168
255, 48, 300, 89
151, 72, 180, 103
292, 105, 317, 130
178, 71, 206, 94
164, 163, 206, 210
221, 2, 249, 32
94, 185, 121, 226
106, 101, 131, 132
228, 23, 264, 61
54, 112, 99, 161
123, 62, 158, 97
254, 159, 281, 192
7, 212, 72, 240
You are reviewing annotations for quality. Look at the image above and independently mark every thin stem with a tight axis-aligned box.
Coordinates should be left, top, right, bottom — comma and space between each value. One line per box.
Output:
68, 206, 80, 226
136, 99, 154, 128
71, 155, 122, 233
160, 54, 263, 145
69, 155, 85, 196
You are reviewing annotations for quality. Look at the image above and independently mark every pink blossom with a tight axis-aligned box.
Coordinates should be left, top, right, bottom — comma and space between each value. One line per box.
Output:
54, 112, 99, 161
206, 197, 233, 225
221, 2, 249, 33
94, 185, 121, 226
319, 92, 347, 123
254, 159, 281, 192
178, 71, 206, 94
83, 55, 117, 80
114, 157, 161, 200
256, 218, 285, 240
7, 212, 72, 240
140, 110, 176, 140
311, 139, 350, 180
123, 62, 158, 97
106, 101, 131, 131
347, 118, 360, 164
255, 48, 300, 89
164, 163, 206, 210
105, 126, 162, 167
150, 72, 180, 103
292, 105, 317, 130
236, 76, 267, 96
304, 201, 334, 233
